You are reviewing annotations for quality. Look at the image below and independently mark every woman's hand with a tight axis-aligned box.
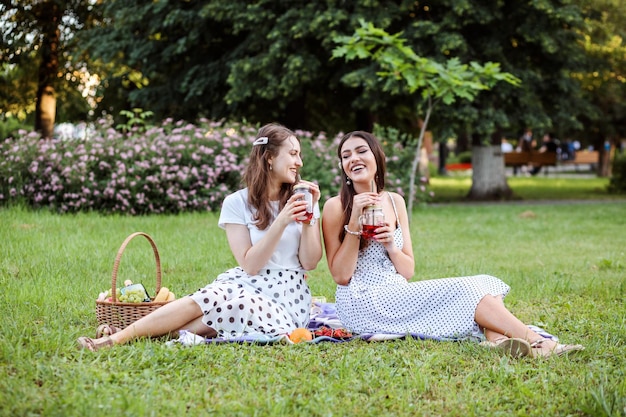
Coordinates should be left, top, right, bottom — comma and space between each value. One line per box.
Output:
276, 194, 309, 227
373, 222, 395, 249
350, 192, 380, 218
296, 180, 321, 204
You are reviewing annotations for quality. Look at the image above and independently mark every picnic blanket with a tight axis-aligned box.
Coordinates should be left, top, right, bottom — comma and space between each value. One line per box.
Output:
166, 302, 557, 346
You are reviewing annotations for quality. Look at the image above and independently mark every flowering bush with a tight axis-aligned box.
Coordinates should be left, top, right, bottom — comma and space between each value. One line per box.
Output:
0, 117, 433, 214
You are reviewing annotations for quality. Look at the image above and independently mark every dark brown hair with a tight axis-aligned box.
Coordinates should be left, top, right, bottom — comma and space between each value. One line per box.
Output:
336, 131, 386, 248
243, 123, 299, 230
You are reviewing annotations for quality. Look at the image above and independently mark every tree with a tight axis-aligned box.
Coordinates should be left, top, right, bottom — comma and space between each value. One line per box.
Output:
329, 1, 600, 199
400, 1, 596, 194
573, 0, 626, 173
77, 1, 434, 132
1, 0, 100, 137
333, 20, 520, 212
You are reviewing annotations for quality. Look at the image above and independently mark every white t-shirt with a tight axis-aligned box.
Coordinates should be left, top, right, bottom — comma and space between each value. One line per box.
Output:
218, 188, 320, 271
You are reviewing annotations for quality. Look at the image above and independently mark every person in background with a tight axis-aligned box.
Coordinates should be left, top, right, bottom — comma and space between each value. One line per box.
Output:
517, 128, 533, 152
322, 130, 584, 358
531, 132, 559, 175
501, 138, 514, 153
78, 123, 323, 351
514, 128, 534, 175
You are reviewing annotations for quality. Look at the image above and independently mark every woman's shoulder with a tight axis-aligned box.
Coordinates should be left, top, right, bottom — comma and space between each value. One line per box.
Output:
323, 195, 342, 211
222, 188, 249, 211
386, 191, 406, 204
224, 188, 248, 202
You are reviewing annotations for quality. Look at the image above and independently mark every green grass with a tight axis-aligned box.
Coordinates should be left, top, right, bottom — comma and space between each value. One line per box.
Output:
430, 175, 620, 202
1, 199, 625, 416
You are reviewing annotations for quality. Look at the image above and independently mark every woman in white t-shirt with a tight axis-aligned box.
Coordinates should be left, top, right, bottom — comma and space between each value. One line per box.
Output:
78, 123, 322, 351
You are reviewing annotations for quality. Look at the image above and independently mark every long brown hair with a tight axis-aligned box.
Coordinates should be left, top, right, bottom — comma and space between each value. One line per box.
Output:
336, 131, 387, 248
243, 123, 299, 230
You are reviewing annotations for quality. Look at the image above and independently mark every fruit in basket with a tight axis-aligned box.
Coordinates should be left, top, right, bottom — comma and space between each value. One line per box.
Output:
119, 283, 151, 303
288, 328, 313, 343
153, 287, 176, 302
153, 287, 171, 302
99, 288, 122, 302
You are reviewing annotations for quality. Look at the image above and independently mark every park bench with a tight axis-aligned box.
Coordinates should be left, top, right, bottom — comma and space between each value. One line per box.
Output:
503, 151, 558, 175
561, 150, 599, 170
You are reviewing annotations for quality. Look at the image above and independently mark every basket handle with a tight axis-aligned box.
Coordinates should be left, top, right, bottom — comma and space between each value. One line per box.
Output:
110, 232, 162, 302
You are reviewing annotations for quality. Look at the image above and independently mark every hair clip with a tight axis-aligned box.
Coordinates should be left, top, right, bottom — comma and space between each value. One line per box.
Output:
253, 136, 269, 146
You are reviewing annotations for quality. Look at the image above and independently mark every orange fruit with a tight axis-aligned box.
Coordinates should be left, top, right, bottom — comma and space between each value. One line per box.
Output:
289, 327, 313, 343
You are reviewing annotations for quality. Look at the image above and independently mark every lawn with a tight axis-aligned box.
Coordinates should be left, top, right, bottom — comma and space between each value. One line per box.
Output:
1, 196, 625, 416
429, 174, 618, 203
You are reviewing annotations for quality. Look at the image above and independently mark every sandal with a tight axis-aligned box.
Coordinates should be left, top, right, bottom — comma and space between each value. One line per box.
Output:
530, 338, 585, 358
480, 337, 532, 358
77, 336, 114, 352
96, 324, 121, 339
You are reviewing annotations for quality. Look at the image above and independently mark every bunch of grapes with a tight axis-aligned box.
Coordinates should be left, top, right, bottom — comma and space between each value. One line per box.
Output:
106, 288, 122, 299
119, 285, 150, 303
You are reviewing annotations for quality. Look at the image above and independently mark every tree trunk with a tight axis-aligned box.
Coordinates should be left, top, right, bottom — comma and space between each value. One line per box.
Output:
34, 1, 60, 139
438, 141, 448, 175
456, 132, 470, 154
467, 145, 514, 200
407, 99, 432, 216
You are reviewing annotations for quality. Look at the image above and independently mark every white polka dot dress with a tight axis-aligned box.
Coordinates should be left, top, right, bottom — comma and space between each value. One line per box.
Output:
188, 188, 315, 340
335, 228, 510, 339
190, 267, 311, 338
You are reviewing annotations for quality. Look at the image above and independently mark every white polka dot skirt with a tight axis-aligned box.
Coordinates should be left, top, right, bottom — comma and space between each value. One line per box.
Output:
190, 267, 311, 338
336, 229, 510, 339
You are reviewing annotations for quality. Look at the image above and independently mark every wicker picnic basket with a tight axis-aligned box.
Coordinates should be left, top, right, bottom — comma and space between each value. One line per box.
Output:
95, 232, 171, 329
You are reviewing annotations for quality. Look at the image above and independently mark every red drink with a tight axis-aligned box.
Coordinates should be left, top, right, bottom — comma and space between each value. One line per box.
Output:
293, 183, 313, 224
361, 224, 378, 240
300, 211, 314, 222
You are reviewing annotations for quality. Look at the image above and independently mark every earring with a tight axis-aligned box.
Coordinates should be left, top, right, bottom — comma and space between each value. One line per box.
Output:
346, 176, 351, 185
270, 165, 273, 171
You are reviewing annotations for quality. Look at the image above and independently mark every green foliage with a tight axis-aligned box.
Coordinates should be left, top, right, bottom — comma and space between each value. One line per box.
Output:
5, 0, 624, 145
456, 151, 473, 164
608, 152, 626, 194
0, 116, 30, 140
404, 0, 593, 139
0, 1, 102, 127
333, 20, 521, 103
115, 108, 155, 133
333, 20, 519, 211
573, 0, 626, 145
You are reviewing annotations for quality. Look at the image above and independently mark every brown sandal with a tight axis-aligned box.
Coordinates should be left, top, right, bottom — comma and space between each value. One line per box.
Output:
77, 336, 114, 352
96, 324, 121, 339
530, 338, 585, 358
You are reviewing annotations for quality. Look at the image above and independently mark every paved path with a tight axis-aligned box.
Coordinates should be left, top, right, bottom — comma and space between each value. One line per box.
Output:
505, 164, 597, 178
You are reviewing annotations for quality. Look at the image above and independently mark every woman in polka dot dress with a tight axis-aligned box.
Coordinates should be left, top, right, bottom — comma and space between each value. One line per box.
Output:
321, 131, 583, 358
78, 123, 322, 351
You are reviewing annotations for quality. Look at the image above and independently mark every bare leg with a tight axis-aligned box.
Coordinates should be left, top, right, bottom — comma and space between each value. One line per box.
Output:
475, 295, 547, 345
178, 316, 217, 338
475, 295, 585, 357
109, 296, 205, 345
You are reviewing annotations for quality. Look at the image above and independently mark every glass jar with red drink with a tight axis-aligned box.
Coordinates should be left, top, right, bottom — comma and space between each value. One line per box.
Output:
293, 183, 313, 224
359, 205, 384, 239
